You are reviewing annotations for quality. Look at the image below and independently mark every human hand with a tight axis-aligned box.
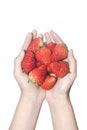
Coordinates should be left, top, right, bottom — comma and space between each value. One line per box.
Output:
14, 30, 45, 101
45, 30, 77, 103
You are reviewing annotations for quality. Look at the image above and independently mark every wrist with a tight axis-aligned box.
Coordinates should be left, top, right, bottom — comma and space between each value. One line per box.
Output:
46, 93, 70, 107
20, 92, 44, 104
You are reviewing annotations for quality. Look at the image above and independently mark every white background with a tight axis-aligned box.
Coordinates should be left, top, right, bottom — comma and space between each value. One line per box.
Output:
0, 0, 87, 129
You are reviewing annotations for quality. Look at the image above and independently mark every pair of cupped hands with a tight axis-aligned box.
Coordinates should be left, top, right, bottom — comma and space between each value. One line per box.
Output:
14, 30, 77, 103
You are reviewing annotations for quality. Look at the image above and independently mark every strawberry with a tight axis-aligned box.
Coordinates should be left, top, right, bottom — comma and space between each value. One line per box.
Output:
47, 61, 69, 78
35, 47, 51, 65
51, 44, 68, 62
41, 75, 57, 90
36, 61, 42, 67
27, 38, 43, 52
21, 51, 36, 73
47, 42, 56, 52
29, 65, 47, 85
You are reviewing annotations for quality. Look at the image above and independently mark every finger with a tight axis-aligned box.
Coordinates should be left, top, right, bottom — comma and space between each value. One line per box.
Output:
14, 51, 25, 74
63, 58, 68, 62
44, 32, 52, 43
32, 29, 37, 39
38, 33, 43, 40
21, 32, 33, 51
68, 50, 77, 75
50, 30, 63, 43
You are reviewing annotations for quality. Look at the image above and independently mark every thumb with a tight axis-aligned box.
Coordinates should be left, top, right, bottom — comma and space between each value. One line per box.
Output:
68, 49, 77, 75
17, 50, 25, 62
14, 51, 25, 74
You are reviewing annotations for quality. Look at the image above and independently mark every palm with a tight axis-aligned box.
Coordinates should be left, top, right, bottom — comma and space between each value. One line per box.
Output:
46, 73, 75, 97
20, 73, 45, 98
14, 31, 46, 99
57, 74, 73, 93
44, 30, 77, 98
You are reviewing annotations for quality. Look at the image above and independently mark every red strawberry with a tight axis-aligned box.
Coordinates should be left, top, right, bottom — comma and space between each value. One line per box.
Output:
29, 65, 47, 85
21, 51, 36, 73
47, 61, 69, 78
41, 75, 57, 90
36, 61, 42, 67
51, 44, 68, 62
47, 42, 56, 52
27, 38, 43, 52
35, 47, 51, 65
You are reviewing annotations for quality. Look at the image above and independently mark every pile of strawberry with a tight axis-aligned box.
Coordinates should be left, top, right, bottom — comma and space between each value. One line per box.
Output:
21, 38, 69, 90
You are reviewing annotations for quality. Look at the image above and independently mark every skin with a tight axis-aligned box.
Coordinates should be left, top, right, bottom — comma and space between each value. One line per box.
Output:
9, 30, 78, 130
45, 30, 78, 130
9, 30, 45, 130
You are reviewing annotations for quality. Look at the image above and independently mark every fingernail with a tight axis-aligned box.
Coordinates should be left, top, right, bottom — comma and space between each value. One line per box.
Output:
32, 29, 37, 33
38, 34, 43, 39
50, 30, 54, 33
